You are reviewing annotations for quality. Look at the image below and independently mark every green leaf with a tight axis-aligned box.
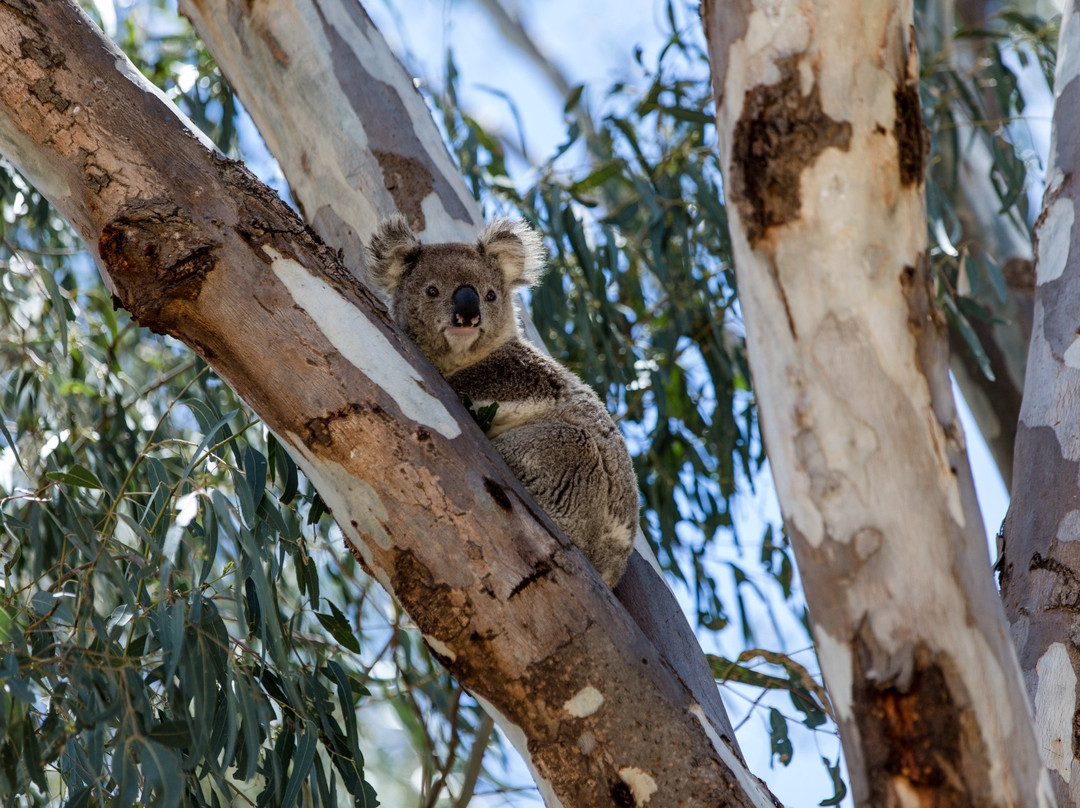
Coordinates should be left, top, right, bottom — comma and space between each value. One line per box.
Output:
180, 405, 240, 480
768, 707, 792, 766
148, 720, 193, 749
37, 262, 71, 354
270, 433, 300, 504
790, 687, 827, 729
317, 600, 361, 654
475, 401, 499, 432
241, 446, 268, 513
460, 394, 499, 432
46, 464, 104, 491
307, 491, 329, 525
569, 160, 624, 194
114, 739, 139, 808
564, 83, 585, 114
21, 718, 46, 792
943, 294, 996, 382
281, 728, 318, 808
134, 738, 182, 808
819, 756, 848, 806
0, 411, 23, 472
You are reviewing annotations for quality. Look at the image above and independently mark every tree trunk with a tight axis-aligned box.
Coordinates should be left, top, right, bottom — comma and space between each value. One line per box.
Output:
0, 1, 773, 805
702, 0, 1052, 804
1001, 2, 1080, 804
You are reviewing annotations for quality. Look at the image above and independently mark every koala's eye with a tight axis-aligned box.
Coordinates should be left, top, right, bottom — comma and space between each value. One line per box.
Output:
425, 285, 440, 298
485, 290, 497, 302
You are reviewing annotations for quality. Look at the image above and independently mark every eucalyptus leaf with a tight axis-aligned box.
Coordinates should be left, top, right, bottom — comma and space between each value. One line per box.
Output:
316, 601, 361, 654
45, 465, 104, 491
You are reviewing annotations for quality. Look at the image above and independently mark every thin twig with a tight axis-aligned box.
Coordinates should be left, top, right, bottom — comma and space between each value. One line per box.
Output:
452, 711, 495, 808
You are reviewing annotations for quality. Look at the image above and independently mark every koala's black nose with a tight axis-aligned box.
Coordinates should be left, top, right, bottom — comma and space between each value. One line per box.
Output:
452, 285, 481, 327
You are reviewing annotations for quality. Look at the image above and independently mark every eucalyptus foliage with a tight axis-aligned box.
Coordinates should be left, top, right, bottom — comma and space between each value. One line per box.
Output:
0, 0, 1061, 805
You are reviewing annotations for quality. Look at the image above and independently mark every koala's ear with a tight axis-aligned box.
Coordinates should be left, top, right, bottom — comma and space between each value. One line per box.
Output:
367, 216, 421, 294
477, 218, 547, 288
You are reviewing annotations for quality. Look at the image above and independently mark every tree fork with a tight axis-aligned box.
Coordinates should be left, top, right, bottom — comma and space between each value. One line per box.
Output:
0, 1, 776, 805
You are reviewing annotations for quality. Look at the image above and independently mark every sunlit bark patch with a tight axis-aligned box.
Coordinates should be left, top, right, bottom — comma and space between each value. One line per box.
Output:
1033, 196, 1073, 286
617, 767, 658, 806
564, 685, 604, 717
1034, 643, 1076, 781
267, 246, 462, 439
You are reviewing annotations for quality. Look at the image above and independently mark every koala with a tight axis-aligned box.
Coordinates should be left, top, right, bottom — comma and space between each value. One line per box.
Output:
366, 216, 639, 587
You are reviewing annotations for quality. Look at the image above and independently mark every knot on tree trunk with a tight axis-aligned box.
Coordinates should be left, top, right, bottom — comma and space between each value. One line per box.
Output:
99, 200, 218, 333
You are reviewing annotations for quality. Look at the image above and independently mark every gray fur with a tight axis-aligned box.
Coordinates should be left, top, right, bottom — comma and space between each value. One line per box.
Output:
367, 216, 639, 586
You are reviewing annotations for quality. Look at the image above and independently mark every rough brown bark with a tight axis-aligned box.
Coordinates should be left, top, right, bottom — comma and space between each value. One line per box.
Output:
703, 0, 1053, 804
0, 1, 773, 805
1001, 1, 1080, 803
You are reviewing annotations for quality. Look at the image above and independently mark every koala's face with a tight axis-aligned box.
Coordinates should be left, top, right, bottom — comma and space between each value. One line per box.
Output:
392, 244, 518, 373
367, 218, 546, 375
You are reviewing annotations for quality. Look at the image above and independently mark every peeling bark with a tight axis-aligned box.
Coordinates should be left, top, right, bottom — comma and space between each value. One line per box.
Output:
0, 1, 773, 805
853, 641, 980, 808
731, 55, 852, 246
1002, 3, 1080, 803
703, 0, 1052, 804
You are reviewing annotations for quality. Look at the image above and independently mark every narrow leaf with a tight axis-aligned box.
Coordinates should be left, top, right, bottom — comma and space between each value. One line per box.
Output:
317, 601, 361, 654
281, 729, 318, 808
46, 465, 103, 491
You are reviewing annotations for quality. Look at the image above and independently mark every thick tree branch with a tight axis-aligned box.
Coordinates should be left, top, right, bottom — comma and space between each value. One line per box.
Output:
0, 1, 772, 805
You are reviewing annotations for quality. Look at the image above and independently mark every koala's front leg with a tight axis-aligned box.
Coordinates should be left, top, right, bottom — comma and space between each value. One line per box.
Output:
492, 422, 629, 586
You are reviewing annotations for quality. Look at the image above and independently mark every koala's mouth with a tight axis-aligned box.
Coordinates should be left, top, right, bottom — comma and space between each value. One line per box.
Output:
443, 326, 482, 351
